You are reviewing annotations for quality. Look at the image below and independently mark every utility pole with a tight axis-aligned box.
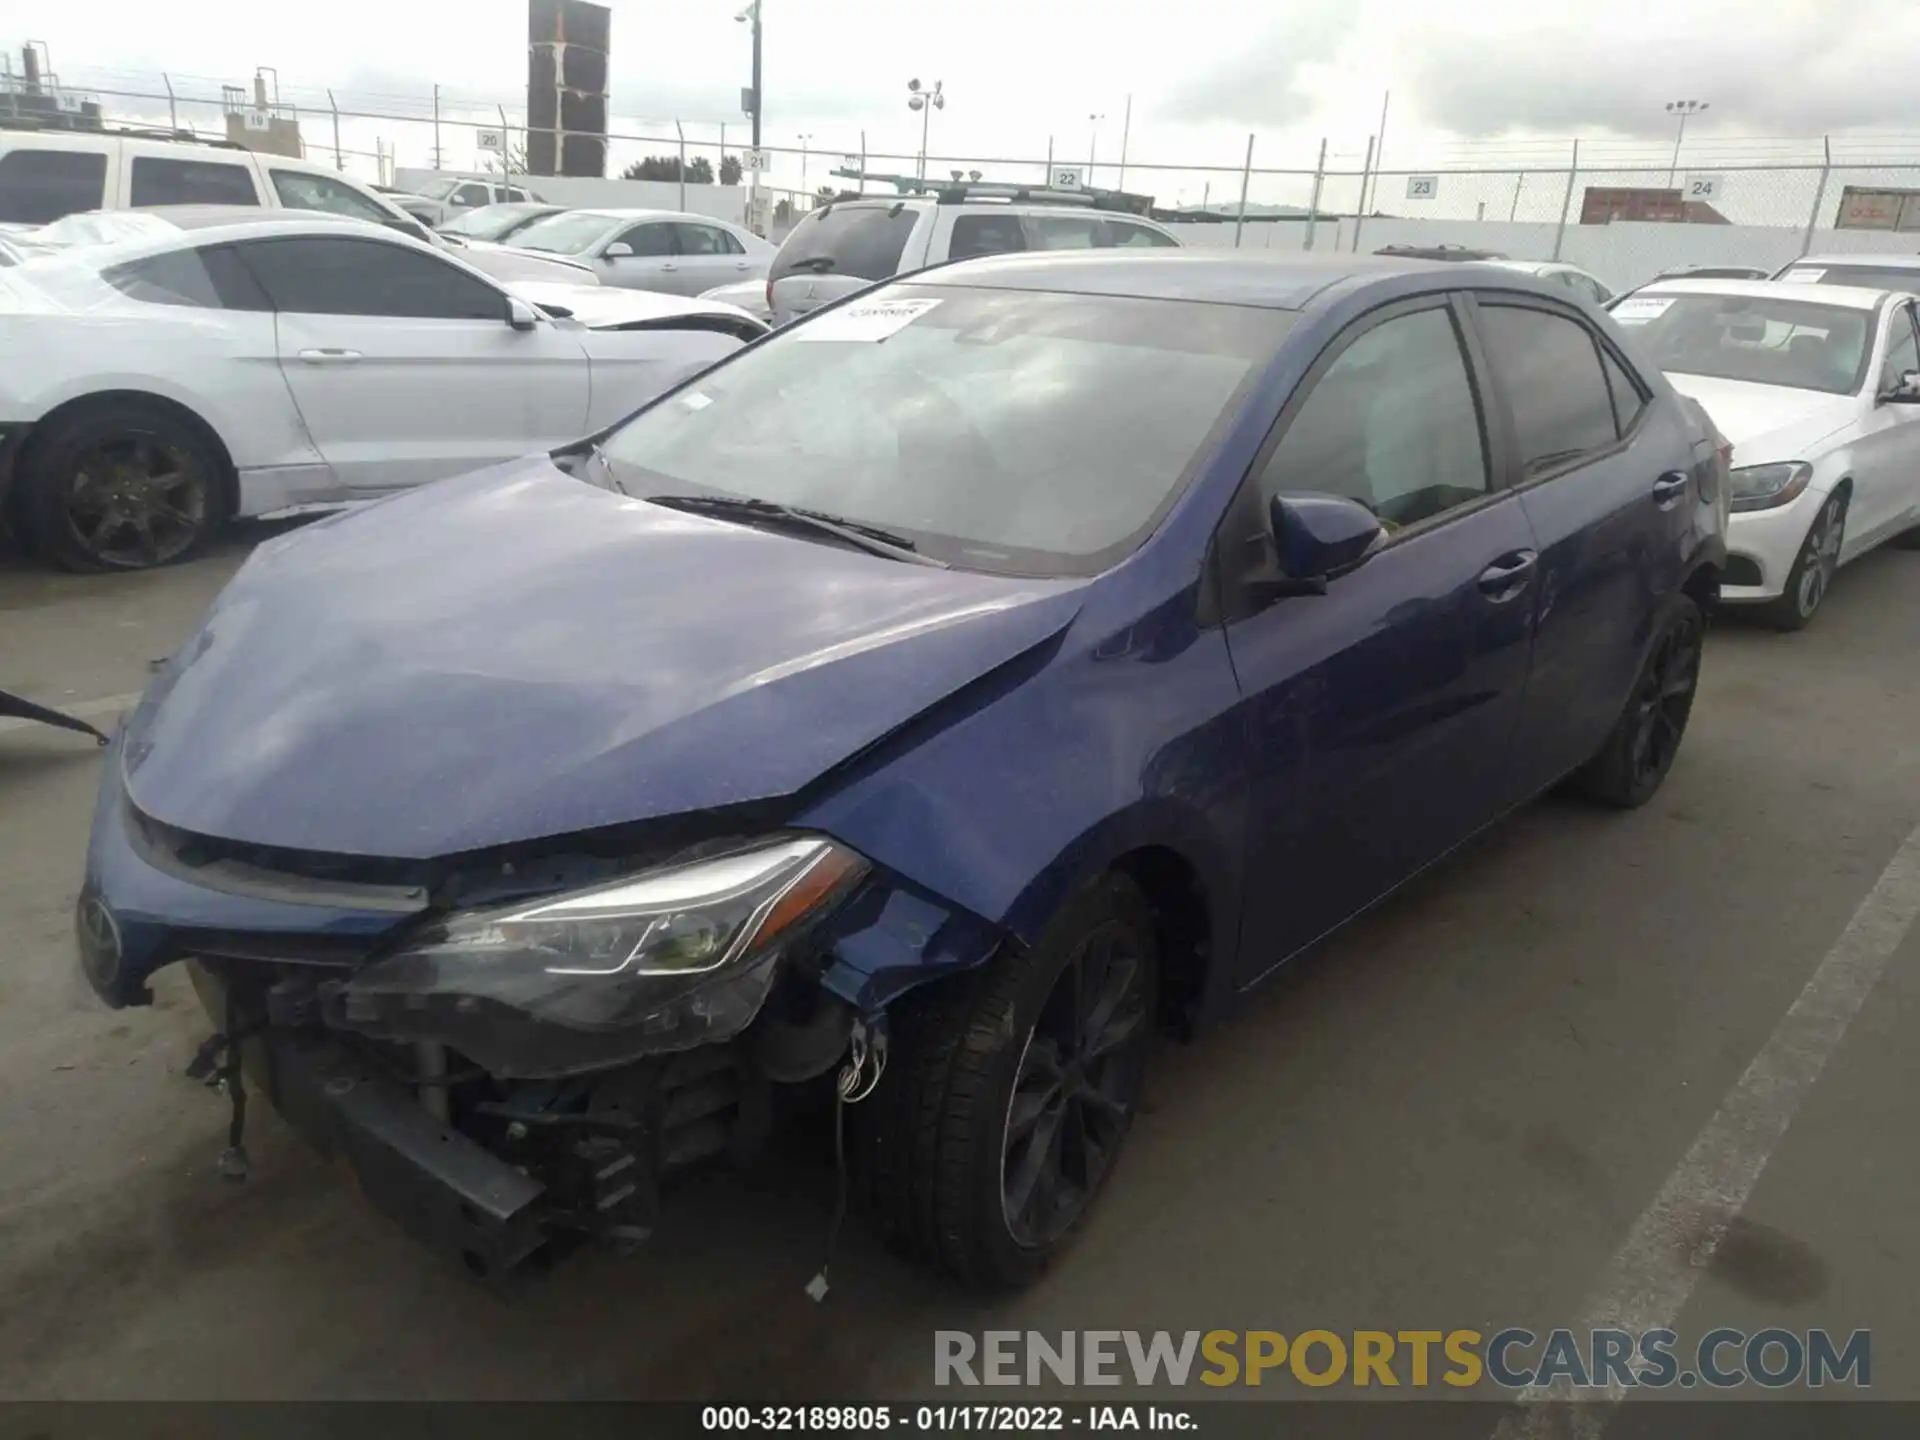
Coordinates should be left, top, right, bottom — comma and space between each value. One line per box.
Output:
1116, 94, 1131, 192
1087, 112, 1104, 186
432, 84, 442, 171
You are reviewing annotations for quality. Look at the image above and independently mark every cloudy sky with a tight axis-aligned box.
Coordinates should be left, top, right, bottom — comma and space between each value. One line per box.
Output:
12, 0, 1920, 208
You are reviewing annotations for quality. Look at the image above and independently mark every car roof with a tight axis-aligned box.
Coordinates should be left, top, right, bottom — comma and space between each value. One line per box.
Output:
1791, 254, 1920, 269
1632, 277, 1897, 309
15, 211, 415, 267
564, 208, 732, 224
915, 249, 1514, 311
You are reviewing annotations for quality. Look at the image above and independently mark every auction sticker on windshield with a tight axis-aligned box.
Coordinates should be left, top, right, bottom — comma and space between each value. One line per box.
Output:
794, 297, 943, 342
1611, 295, 1675, 324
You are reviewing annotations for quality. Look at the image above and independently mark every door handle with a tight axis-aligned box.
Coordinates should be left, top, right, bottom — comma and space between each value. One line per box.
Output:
296, 348, 362, 364
734, 261, 751, 270
1477, 549, 1539, 602
660, 262, 678, 271
1652, 471, 1691, 508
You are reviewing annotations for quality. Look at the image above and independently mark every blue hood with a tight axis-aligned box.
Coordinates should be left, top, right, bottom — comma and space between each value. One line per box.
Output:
124, 460, 1084, 858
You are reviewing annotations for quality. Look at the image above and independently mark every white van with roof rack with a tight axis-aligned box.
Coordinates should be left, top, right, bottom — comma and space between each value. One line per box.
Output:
765, 182, 1180, 326
0, 123, 594, 285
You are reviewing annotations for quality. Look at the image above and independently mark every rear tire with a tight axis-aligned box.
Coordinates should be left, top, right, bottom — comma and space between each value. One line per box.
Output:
18, 401, 228, 573
853, 873, 1158, 1289
1572, 594, 1704, 809
1759, 492, 1846, 631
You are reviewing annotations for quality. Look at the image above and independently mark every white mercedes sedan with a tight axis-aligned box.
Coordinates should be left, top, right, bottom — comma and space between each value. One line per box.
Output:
1612, 278, 1920, 629
0, 211, 765, 572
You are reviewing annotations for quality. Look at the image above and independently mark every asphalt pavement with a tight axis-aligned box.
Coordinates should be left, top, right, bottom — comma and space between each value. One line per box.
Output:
2, 525, 1917, 1409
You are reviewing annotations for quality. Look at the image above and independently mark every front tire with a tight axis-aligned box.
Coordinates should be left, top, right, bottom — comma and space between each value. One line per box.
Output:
17, 401, 227, 573
855, 873, 1158, 1288
1760, 492, 1846, 631
1573, 594, 1704, 809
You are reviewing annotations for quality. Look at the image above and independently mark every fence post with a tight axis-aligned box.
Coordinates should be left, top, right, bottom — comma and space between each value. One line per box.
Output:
498, 105, 513, 178
328, 91, 343, 171
163, 73, 177, 133
1046, 135, 1054, 187
1234, 133, 1254, 249
675, 120, 687, 210
1552, 139, 1579, 262
859, 130, 867, 195
1509, 171, 1523, 222
432, 84, 442, 171
1801, 135, 1833, 258
1351, 135, 1374, 252
1303, 137, 1327, 251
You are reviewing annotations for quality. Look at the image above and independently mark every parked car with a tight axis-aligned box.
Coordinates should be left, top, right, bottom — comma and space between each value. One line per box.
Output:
399, 174, 544, 227
698, 276, 775, 322
1477, 259, 1613, 306
0, 210, 759, 571
0, 127, 594, 286
1612, 277, 1920, 628
510, 208, 774, 296
77, 251, 1723, 1287
766, 183, 1181, 325
438, 201, 567, 243
1773, 253, 1920, 293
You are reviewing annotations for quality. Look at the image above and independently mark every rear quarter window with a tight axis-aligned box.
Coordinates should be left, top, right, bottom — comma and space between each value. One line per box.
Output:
0, 148, 107, 224
771, 205, 919, 283
129, 157, 260, 208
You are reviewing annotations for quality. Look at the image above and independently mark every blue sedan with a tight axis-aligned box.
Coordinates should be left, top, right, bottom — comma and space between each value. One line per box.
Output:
77, 250, 1728, 1287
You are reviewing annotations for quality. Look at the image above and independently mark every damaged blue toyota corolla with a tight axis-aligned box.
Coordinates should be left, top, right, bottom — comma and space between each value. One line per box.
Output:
78, 250, 1727, 1288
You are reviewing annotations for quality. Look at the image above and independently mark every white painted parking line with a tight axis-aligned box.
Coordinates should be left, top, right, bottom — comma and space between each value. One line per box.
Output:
0, 691, 144, 737
1494, 818, 1920, 1438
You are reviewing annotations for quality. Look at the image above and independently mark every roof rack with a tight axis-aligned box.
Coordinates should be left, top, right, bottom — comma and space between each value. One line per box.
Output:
0, 114, 248, 149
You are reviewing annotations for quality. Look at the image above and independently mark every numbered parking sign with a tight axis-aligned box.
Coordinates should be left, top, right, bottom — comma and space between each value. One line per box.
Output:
1051, 166, 1084, 189
1406, 175, 1439, 200
1685, 174, 1724, 201
743, 149, 771, 174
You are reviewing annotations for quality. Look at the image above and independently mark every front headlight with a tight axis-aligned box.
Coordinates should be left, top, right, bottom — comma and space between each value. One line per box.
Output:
332, 836, 868, 1077
1728, 462, 1813, 513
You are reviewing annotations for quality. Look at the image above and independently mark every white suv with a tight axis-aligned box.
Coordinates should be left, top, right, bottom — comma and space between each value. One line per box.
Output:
767, 185, 1180, 326
0, 128, 591, 285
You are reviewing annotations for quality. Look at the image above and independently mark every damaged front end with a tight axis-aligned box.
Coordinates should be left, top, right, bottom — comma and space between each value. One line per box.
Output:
85, 768, 1006, 1280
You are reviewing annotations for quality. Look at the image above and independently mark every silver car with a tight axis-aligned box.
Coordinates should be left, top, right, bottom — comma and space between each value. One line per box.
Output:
1476, 259, 1614, 306
509, 208, 775, 296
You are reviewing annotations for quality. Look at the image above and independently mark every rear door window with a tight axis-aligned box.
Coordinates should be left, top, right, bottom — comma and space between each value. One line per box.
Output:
770, 205, 918, 283
1107, 219, 1178, 248
949, 212, 1027, 260
674, 222, 742, 255
129, 157, 260, 207
0, 148, 108, 224
1025, 214, 1108, 250
1476, 303, 1621, 477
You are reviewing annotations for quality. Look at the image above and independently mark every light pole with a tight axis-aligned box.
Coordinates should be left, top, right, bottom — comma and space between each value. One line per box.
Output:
1087, 112, 1105, 186
799, 132, 811, 188
908, 79, 945, 183
735, 3, 763, 230
1665, 99, 1708, 188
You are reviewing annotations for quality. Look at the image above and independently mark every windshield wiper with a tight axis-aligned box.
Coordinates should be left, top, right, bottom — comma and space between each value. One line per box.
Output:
782, 256, 838, 274
644, 494, 948, 567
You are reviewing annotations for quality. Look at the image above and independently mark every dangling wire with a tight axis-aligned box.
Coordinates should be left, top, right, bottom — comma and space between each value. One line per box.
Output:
806, 1019, 888, 1302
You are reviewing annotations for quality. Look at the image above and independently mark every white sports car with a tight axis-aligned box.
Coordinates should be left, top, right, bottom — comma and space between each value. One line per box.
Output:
1613, 278, 1920, 628
0, 210, 765, 571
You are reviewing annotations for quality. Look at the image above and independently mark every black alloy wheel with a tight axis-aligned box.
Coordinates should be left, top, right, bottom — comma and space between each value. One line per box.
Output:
1573, 594, 1704, 809
1625, 611, 1703, 793
18, 403, 224, 572
1000, 920, 1152, 1250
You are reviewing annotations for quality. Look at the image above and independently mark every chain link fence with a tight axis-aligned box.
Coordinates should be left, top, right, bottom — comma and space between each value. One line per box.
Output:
26, 68, 1920, 284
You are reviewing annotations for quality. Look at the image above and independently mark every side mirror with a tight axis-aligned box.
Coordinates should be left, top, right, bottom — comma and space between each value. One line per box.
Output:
1887, 370, 1920, 404
507, 297, 541, 331
1259, 492, 1385, 596
602, 242, 634, 260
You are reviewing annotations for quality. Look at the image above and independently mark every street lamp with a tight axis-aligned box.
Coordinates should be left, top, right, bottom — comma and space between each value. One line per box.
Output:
1665, 99, 1708, 188
799, 132, 811, 187
735, 2, 764, 232
1087, 112, 1105, 186
908, 79, 945, 183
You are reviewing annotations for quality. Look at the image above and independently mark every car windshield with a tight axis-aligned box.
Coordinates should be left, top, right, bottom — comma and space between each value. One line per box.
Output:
511, 212, 619, 254
442, 204, 545, 240
1777, 262, 1920, 293
597, 284, 1291, 577
1615, 291, 1873, 395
